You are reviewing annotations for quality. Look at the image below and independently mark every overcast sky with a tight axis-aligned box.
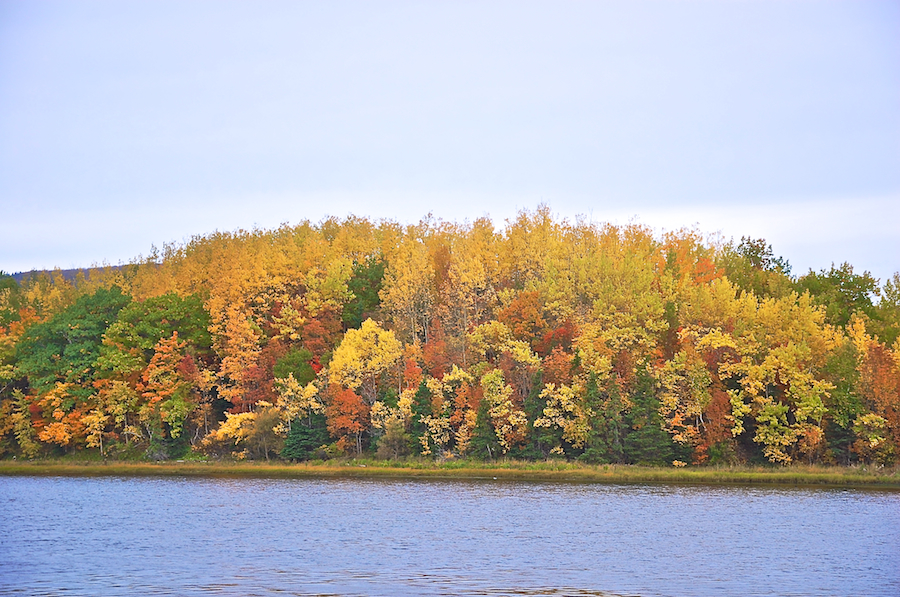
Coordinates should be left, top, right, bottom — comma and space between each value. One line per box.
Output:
1, 0, 898, 283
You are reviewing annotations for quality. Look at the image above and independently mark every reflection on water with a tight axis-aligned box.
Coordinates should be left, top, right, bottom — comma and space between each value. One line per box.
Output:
0, 475, 898, 596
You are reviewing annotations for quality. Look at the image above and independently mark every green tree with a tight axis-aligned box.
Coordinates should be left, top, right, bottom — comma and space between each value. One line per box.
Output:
623, 369, 682, 465
16, 286, 131, 398
872, 273, 900, 347
342, 257, 385, 329
819, 340, 863, 463
0, 272, 22, 328
795, 262, 879, 329
469, 398, 502, 460
273, 347, 316, 387
719, 236, 793, 299
579, 374, 627, 464
281, 412, 329, 460
97, 292, 211, 379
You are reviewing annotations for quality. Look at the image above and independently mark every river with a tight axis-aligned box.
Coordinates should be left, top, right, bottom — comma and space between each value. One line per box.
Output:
0, 476, 897, 596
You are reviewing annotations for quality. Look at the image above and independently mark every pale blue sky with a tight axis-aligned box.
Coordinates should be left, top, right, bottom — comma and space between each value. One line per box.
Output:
1, 1, 898, 282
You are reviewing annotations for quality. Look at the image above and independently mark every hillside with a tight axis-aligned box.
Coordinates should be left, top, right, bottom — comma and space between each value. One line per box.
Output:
1, 209, 898, 466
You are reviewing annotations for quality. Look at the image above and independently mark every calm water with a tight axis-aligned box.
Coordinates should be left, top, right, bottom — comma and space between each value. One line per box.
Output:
0, 476, 897, 596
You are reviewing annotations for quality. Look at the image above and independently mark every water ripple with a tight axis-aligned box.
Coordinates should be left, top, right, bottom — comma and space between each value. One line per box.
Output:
0, 476, 897, 596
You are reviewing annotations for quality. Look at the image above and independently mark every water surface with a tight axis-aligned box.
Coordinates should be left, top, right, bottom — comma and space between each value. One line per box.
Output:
1, 476, 897, 596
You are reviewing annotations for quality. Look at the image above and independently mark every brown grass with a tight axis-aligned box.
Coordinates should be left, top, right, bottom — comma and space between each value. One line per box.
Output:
1, 459, 898, 489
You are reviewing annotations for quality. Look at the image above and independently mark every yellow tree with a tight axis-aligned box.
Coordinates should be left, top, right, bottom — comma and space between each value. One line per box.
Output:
534, 383, 590, 453
657, 343, 712, 450
17, 270, 78, 321
443, 217, 500, 341
82, 408, 110, 456
274, 372, 325, 433
328, 318, 402, 405
303, 257, 354, 317
380, 226, 435, 342
500, 206, 559, 290
216, 305, 262, 411
421, 365, 478, 455
480, 368, 527, 454
467, 320, 540, 404
720, 293, 837, 463
35, 382, 87, 450
9, 390, 41, 458
198, 411, 258, 458
93, 379, 141, 445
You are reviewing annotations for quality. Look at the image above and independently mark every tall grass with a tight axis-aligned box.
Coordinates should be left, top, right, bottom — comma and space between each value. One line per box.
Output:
1, 459, 898, 489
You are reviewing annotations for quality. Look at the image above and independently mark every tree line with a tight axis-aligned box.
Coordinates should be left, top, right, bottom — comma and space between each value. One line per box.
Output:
1, 207, 898, 465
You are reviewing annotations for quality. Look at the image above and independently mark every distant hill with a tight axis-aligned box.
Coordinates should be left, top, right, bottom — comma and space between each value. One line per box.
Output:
7, 266, 125, 285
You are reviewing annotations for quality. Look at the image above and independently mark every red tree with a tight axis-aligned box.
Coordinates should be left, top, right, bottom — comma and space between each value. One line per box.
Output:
326, 386, 370, 455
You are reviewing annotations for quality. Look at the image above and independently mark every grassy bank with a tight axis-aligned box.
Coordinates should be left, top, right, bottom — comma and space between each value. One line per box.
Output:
1, 459, 899, 489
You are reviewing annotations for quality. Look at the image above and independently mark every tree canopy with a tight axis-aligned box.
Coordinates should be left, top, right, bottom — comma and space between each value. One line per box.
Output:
1, 209, 898, 465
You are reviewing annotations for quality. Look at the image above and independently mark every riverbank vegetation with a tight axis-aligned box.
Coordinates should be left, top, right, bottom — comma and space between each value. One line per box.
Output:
1, 459, 898, 489
1, 208, 899, 468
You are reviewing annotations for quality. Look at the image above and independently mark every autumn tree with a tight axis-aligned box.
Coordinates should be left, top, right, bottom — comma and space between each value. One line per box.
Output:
97, 292, 211, 379
329, 318, 402, 405
139, 332, 200, 452
326, 386, 369, 455
498, 291, 549, 352
380, 227, 435, 342
718, 293, 837, 464
849, 320, 900, 463
216, 305, 262, 412
13, 287, 131, 453
275, 355, 328, 460
6, 211, 898, 467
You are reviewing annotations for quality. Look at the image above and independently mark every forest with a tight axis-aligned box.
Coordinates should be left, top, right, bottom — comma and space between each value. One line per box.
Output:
1, 208, 898, 466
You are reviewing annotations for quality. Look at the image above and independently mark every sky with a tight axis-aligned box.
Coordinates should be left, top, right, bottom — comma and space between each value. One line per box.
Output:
1, 0, 898, 283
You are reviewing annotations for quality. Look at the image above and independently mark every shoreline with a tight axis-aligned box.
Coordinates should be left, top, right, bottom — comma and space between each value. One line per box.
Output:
2, 460, 899, 490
